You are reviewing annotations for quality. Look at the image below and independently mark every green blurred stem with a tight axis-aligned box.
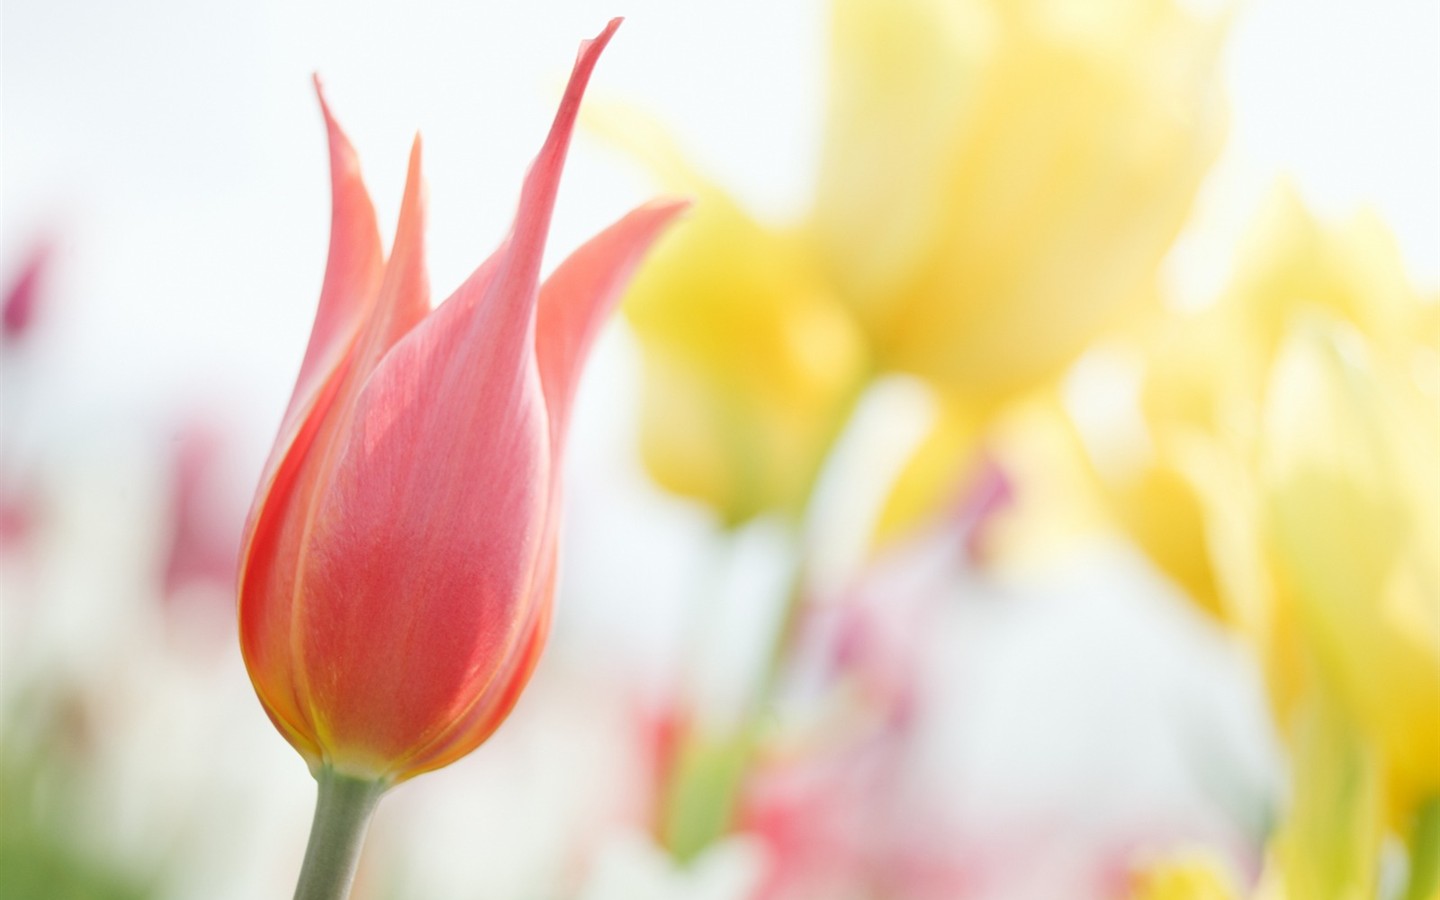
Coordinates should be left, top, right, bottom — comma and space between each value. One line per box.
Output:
1407, 796, 1440, 900
661, 559, 808, 861
659, 372, 869, 862
292, 768, 387, 900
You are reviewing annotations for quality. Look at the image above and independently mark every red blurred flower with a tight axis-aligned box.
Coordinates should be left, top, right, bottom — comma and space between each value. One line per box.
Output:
741, 737, 978, 900
738, 528, 982, 900
161, 421, 242, 607
238, 19, 683, 783
3, 238, 50, 343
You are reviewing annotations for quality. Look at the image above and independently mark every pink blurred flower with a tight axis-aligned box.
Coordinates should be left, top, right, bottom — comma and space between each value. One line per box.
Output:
3, 238, 50, 343
161, 421, 243, 606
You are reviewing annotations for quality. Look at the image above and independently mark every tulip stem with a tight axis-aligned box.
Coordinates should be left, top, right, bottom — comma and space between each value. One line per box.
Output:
1407, 796, 1440, 900
292, 767, 387, 900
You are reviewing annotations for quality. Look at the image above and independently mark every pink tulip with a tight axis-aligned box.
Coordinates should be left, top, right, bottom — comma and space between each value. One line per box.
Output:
3, 238, 50, 343
162, 421, 242, 610
238, 18, 684, 785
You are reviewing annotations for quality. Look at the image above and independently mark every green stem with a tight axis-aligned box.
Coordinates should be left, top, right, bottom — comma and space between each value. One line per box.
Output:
751, 562, 808, 717
657, 370, 871, 862
1407, 796, 1440, 900
292, 767, 387, 900
660, 556, 808, 862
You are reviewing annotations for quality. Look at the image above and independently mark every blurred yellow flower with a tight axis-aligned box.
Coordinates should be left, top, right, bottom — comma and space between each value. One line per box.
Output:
1093, 187, 1430, 637
847, 0, 1226, 543
591, 98, 871, 525
813, 0, 1226, 403
1261, 314, 1440, 824
616, 0, 1225, 529
1087, 189, 1438, 895
623, 180, 869, 525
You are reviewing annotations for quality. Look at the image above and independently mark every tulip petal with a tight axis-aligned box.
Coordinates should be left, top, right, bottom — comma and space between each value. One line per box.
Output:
286, 22, 627, 775
340, 134, 433, 386
1264, 316, 1440, 810
394, 550, 558, 779
239, 110, 432, 768
462, 16, 622, 362
293, 263, 551, 775
536, 197, 689, 452
238, 83, 386, 760
274, 78, 386, 473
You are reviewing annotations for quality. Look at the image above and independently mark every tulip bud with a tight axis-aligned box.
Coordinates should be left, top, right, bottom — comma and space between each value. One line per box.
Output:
238, 18, 684, 785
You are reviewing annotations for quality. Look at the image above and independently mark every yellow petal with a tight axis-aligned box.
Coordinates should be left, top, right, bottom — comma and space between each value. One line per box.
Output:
871, 392, 981, 545
1220, 185, 1425, 363
1262, 316, 1440, 818
814, 0, 1226, 401
956, 394, 1112, 566
624, 184, 869, 524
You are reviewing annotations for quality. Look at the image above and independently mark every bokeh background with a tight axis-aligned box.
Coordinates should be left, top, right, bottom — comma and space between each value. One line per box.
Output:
2, 1, 1437, 898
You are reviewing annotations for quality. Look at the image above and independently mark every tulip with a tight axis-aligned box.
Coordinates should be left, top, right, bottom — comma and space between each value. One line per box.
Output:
812, 0, 1226, 404
1262, 315, 1440, 843
1089, 190, 1430, 675
590, 104, 870, 525
617, 0, 1227, 536
237, 20, 683, 899
1088, 192, 1439, 898
841, 0, 1226, 544
623, 181, 869, 525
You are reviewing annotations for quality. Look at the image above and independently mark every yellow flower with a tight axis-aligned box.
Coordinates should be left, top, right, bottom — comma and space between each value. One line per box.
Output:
1261, 314, 1440, 823
1076, 193, 1437, 895
1091, 191, 1430, 668
622, 176, 869, 525
813, 0, 1226, 403
617, 0, 1225, 529
592, 98, 871, 525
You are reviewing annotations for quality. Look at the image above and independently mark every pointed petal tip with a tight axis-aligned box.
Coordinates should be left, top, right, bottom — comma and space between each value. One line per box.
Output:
622, 196, 694, 241
394, 134, 426, 234
407, 131, 424, 177
642, 196, 693, 219
618, 196, 693, 244
586, 17, 623, 54
313, 73, 337, 128
313, 75, 366, 181
388, 129, 430, 284
397, 132, 428, 237
496, 15, 629, 308
572, 18, 622, 80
